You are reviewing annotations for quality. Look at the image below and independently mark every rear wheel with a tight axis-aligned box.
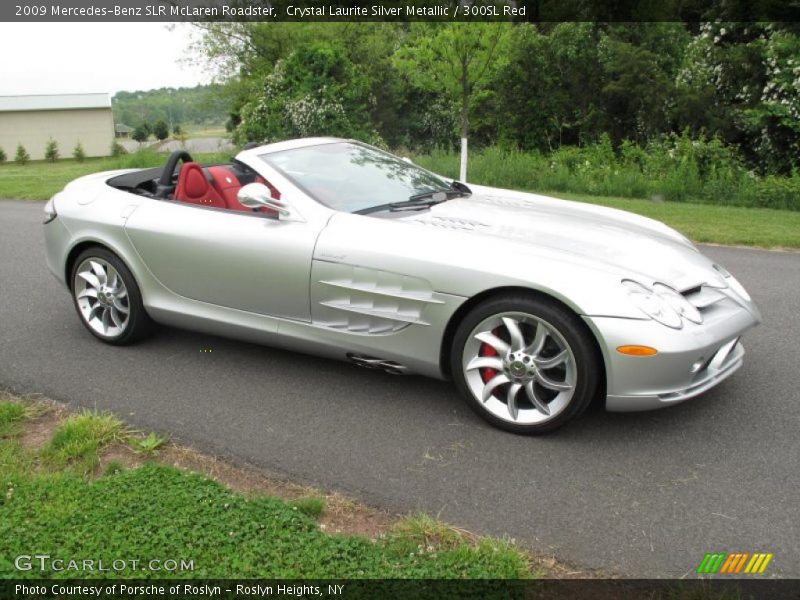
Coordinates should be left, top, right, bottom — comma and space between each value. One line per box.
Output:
70, 247, 155, 345
450, 294, 599, 434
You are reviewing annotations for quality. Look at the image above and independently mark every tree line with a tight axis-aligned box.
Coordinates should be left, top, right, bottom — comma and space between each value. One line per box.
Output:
112, 84, 229, 130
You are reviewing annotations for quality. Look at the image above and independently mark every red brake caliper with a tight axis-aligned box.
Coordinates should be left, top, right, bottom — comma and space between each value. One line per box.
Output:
479, 328, 501, 383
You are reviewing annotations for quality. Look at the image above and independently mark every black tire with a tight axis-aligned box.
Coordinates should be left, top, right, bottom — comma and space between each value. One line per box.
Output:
450, 293, 600, 434
70, 246, 156, 345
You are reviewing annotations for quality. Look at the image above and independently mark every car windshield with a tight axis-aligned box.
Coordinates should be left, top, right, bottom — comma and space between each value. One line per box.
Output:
259, 142, 451, 213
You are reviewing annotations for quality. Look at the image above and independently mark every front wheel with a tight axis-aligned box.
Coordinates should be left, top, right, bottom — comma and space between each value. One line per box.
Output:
450, 294, 600, 434
70, 247, 156, 345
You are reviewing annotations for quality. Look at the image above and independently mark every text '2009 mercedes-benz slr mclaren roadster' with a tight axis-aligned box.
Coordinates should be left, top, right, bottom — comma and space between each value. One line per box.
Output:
43, 138, 761, 433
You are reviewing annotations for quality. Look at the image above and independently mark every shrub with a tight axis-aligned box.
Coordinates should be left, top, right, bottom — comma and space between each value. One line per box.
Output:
15, 144, 30, 165
172, 124, 183, 136
72, 142, 86, 162
44, 138, 59, 162
152, 120, 169, 141
234, 43, 378, 145
110, 140, 126, 157
0, 147, 6, 164
131, 124, 149, 143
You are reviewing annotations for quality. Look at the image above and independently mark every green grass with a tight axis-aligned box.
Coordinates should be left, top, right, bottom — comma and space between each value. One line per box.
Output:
184, 125, 228, 138
41, 411, 125, 473
290, 495, 326, 518
414, 151, 800, 249
0, 401, 27, 438
0, 150, 235, 200
130, 431, 168, 455
0, 399, 532, 579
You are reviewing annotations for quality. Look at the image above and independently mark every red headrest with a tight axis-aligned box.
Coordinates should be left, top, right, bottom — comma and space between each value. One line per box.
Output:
183, 164, 209, 198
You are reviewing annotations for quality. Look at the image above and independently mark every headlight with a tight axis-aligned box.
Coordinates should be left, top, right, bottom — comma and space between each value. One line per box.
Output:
622, 280, 683, 329
713, 264, 751, 302
652, 283, 703, 324
43, 197, 57, 224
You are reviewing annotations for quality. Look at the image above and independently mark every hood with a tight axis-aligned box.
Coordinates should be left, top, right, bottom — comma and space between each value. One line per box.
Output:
404, 186, 726, 291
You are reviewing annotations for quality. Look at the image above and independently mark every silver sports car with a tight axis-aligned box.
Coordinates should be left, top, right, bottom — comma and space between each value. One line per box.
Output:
43, 138, 761, 433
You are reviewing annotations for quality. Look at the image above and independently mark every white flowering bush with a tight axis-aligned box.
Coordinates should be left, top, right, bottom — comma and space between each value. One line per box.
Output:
234, 44, 378, 146
675, 23, 800, 174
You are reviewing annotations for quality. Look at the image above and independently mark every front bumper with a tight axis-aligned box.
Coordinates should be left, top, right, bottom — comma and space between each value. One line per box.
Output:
43, 215, 71, 286
585, 290, 760, 412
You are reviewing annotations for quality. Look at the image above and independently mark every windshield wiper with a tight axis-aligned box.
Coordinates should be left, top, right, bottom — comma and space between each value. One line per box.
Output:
356, 181, 472, 215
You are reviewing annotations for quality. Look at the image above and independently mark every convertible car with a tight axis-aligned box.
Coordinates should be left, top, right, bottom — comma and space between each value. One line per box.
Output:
43, 138, 761, 433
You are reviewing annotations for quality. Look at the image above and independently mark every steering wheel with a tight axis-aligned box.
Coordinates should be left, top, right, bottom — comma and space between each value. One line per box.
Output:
155, 150, 193, 198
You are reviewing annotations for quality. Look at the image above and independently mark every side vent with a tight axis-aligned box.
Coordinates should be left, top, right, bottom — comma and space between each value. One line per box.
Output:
346, 353, 408, 375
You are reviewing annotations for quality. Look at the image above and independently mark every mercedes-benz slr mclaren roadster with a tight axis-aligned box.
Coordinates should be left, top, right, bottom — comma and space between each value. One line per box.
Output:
43, 138, 761, 433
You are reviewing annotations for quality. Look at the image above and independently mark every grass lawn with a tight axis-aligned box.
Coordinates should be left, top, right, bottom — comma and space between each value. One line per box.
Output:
0, 151, 234, 201
1, 151, 797, 249
185, 125, 228, 138
544, 191, 800, 249
0, 394, 533, 579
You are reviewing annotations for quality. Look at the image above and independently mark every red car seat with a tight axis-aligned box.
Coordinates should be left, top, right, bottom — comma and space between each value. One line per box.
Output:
173, 163, 226, 209
206, 166, 279, 216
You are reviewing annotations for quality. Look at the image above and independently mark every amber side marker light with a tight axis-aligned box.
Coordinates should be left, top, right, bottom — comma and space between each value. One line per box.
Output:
617, 345, 658, 356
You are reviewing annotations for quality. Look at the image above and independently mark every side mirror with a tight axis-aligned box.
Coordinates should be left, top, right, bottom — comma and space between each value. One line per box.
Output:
237, 183, 290, 217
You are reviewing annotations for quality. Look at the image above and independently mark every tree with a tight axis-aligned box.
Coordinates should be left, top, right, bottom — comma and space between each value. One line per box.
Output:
72, 142, 86, 163
234, 43, 376, 145
0, 147, 6, 164
132, 124, 149, 143
153, 120, 170, 141
45, 138, 59, 162
15, 144, 30, 165
395, 23, 510, 181
172, 124, 183, 136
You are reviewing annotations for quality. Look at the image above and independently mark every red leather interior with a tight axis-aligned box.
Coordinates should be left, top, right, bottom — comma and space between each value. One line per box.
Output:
173, 163, 226, 209
173, 163, 279, 217
207, 166, 248, 211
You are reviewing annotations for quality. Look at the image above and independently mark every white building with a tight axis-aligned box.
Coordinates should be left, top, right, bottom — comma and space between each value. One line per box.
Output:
0, 93, 114, 160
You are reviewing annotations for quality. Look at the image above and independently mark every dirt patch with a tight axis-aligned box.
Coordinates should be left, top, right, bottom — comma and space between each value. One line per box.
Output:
97, 443, 144, 472
17, 399, 67, 450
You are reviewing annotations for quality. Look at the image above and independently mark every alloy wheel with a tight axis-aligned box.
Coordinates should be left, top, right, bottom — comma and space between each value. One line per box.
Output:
461, 312, 577, 425
73, 258, 130, 337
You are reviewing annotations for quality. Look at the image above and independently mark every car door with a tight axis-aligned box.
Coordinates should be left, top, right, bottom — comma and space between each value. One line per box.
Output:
124, 199, 321, 321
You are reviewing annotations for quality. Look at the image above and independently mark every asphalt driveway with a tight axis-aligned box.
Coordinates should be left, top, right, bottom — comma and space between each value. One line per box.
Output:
1, 200, 798, 577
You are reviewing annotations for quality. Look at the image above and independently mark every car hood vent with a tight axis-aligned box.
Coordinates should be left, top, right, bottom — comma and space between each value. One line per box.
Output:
408, 215, 490, 232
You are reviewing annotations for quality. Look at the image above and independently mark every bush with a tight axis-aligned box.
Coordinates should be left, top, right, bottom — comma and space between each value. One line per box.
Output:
131, 124, 149, 143
72, 142, 86, 163
110, 140, 126, 157
750, 173, 800, 211
15, 144, 30, 165
234, 43, 378, 145
172, 124, 183, 136
44, 138, 59, 162
0, 147, 6, 164
152, 120, 169, 141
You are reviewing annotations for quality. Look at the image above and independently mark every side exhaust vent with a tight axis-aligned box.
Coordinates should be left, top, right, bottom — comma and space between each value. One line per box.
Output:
346, 353, 408, 375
